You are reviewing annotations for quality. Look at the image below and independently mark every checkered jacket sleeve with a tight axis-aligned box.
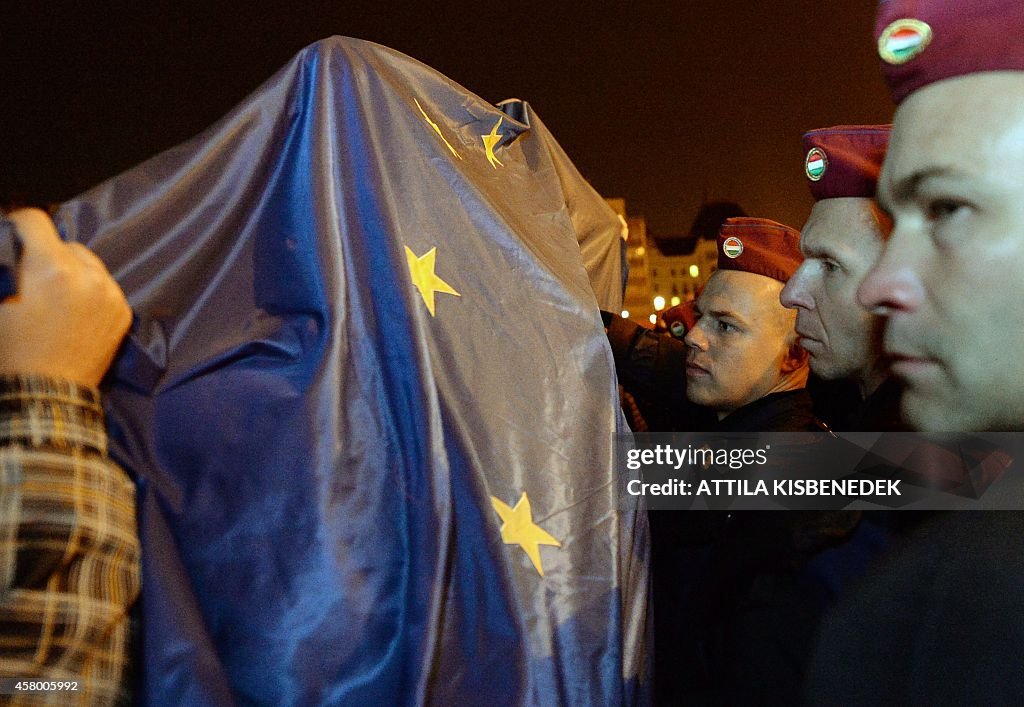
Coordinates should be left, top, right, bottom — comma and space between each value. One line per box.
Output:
0, 376, 140, 706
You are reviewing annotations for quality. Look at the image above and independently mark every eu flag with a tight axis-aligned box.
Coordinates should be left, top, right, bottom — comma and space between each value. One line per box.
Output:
56, 37, 648, 705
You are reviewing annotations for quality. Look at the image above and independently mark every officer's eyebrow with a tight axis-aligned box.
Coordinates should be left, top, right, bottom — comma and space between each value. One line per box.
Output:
800, 240, 841, 261
705, 307, 750, 326
881, 166, 957, 209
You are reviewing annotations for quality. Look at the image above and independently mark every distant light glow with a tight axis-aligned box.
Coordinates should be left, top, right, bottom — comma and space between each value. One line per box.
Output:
689, 265, 699, 278
649, 314, 658, 325
636, 246, 646, 256
621, 310, 630, 319
670, 296, 681, 307
653, 296, 665, 311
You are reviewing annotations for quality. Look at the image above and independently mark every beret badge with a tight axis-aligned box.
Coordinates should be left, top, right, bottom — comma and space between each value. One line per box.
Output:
878, 18, 933, 65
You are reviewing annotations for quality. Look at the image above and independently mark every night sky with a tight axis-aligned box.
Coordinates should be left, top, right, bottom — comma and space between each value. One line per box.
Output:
5, 1, 893, 234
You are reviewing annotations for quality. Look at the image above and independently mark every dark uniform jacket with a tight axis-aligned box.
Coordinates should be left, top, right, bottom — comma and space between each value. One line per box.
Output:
805, 507, 1024, 706
604, 316, 864, 705
671, 390, 856, 706
841, 376, 906, 432
650, 389, 850, 706
804, 381, 1019, 707
715, 389, 822, 433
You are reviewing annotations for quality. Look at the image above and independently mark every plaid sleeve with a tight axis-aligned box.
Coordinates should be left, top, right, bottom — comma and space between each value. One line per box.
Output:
0, 376, 140, 706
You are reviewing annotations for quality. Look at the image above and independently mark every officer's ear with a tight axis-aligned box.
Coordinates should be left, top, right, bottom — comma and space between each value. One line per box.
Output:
781, 339, 809, 374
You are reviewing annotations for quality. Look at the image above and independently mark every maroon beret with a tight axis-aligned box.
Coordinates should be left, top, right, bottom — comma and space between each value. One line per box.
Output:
663, 299, 699, 339
717, 218, 802, 284
802, 125, 891, 200
876, 0, 1024, 105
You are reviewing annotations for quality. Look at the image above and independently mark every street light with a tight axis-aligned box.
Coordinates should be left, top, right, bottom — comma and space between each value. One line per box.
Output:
653, 295, 665, 311
689, 264, 699, 278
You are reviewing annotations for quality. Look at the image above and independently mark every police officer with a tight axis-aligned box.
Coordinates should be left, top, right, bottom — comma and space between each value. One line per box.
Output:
780, 125, 904, 431
805, 2, 1024, 702
684, 217, 818, 431
858, 0, 1024, 432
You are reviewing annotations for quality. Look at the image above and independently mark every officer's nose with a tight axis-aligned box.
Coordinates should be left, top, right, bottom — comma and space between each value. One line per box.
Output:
780, 264, 813, 311
857, 230, 925, 315
684, 321, 709, 352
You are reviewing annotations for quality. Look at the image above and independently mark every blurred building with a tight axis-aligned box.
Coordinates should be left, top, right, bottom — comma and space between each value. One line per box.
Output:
605, 199, 745, 326
606, 197, 653, 325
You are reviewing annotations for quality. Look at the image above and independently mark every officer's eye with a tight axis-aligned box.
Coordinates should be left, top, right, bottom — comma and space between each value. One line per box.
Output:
822, 260, 839, 275
927, 199, 967, 221
716, 320, 736, 334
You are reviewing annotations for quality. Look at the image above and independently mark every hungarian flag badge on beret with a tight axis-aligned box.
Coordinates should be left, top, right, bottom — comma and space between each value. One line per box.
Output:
716, 217, 802, 283
876, 0, 1024, 104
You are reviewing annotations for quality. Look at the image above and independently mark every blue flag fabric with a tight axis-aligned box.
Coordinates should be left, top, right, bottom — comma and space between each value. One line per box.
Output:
0, 217, 17, 300
56, 37, 649, 705
495, 98, 626, 314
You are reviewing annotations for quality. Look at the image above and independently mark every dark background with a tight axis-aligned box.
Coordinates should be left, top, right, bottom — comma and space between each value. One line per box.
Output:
3, 1, 893, 234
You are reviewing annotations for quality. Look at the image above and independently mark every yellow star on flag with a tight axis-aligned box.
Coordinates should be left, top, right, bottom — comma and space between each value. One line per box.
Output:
490, 492, 562, 576
482, 117, 504, 168
413, 98, 463, 160
405, 246, 460, 317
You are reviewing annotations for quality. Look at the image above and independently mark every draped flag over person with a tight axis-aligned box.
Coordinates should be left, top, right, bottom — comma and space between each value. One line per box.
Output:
55, 36, 648, 705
